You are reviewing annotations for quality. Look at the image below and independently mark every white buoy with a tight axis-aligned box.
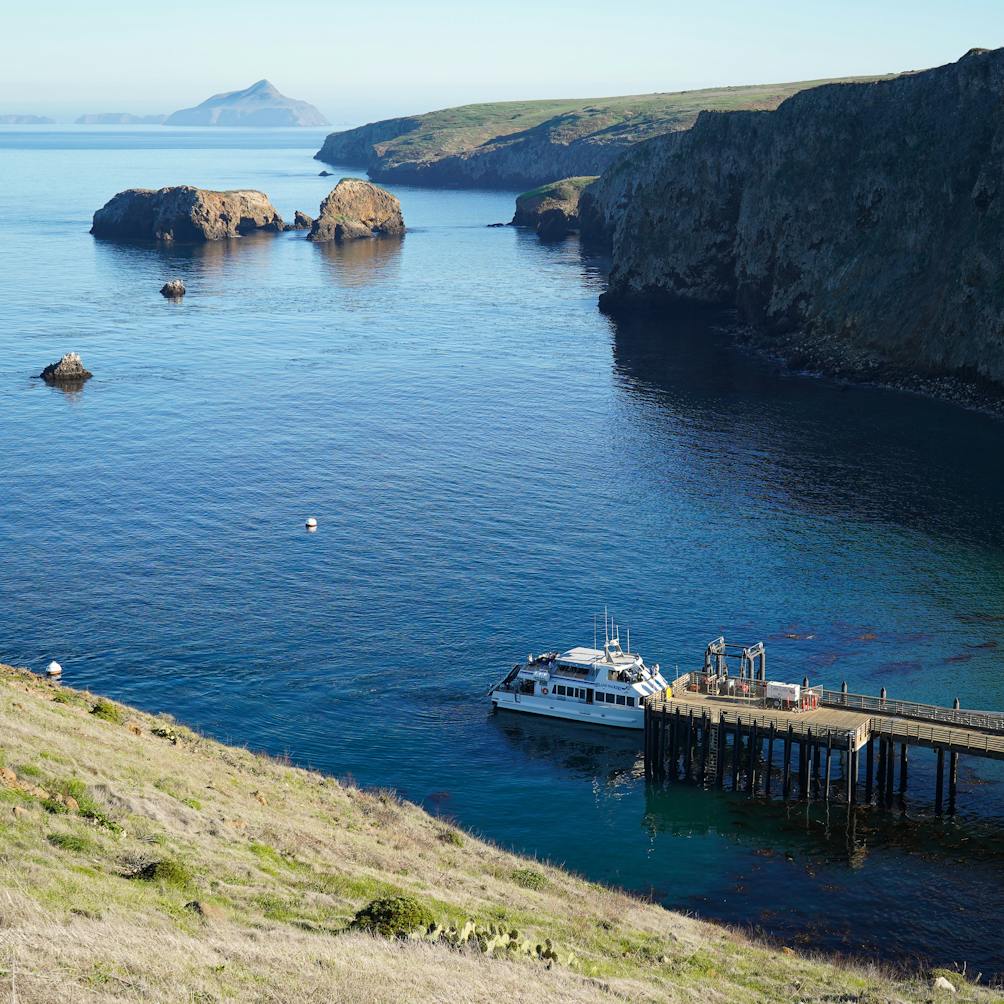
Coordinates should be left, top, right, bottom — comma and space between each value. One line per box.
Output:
305, 517, 318, 530
45, 660, 62, 677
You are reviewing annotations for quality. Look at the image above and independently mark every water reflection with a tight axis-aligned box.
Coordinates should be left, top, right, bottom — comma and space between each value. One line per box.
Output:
610, 309, 1004, 547
490, 709, 642, 787
313, 235, 403, 288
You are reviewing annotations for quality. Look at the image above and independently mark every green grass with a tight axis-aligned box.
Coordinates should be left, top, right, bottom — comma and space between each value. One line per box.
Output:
318, 76, 885, 185
511, 867, 547, 891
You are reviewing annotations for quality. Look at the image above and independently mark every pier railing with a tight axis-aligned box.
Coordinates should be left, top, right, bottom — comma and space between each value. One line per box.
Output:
822, 690, 1004, 734
868, 716, 1004, 758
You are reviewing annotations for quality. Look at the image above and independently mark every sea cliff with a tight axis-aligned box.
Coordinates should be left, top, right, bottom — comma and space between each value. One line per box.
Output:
314, 80, 871, 190
596, 48, 1004, 398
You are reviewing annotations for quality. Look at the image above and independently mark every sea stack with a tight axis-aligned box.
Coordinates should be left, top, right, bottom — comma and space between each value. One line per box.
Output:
40, 353, 92, 385
91, 186, 284, 242
307, 179, 404, 243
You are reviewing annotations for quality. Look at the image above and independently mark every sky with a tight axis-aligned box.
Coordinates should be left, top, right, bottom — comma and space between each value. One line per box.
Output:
3, 0, 1002, 124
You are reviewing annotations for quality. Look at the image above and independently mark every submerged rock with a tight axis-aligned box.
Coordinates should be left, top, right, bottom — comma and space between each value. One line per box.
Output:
284, 210, 313, 231
91, 186, 284, 242
160, 279, 185, 298
307, 179, 404, 243
40, 353, 92, 384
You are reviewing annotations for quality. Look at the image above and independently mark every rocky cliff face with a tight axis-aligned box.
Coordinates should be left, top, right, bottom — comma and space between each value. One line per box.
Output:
91, 187, 284, 241
307, 179, 404, 243
511, 177, 596, 239
598, 48, 1004, 393
314, 80, 867, 191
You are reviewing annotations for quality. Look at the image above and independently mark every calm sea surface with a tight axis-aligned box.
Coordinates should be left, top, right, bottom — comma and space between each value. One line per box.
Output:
2, 126, 1003, 978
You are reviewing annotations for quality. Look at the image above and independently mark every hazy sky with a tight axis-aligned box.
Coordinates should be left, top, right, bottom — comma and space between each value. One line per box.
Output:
4, 1, 1001, 124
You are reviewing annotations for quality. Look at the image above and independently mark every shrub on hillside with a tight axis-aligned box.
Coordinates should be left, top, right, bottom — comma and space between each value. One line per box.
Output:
90, 699, 123, 724
351, 895, 433, 938
511, 867, 547, 891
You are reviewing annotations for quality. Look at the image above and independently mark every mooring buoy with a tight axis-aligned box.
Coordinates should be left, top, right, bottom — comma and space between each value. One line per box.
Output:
305, 517, 318, 530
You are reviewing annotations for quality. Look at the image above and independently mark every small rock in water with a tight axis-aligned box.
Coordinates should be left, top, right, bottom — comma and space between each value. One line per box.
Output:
39, 352, 92, 385
45, 660, 62, 677
284, 210, 313, 232
305, 517, 318, 530
318, 170, 333, 177
160, 279, 186, 298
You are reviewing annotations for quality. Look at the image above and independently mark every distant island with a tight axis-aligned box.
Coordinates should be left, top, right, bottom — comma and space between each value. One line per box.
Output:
0, 114, 55, 124
164, 79, 329, 127
76, 113, 167, 125
314, 76, 879, 189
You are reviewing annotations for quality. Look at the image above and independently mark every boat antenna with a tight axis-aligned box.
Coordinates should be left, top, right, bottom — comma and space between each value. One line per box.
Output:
627, 626, 631, 655
604, 606, 609, 645
594, 613, 597, 653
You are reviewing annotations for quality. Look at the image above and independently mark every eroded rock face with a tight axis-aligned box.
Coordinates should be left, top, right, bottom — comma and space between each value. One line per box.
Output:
91, 187, 284, 242
511, 177, 596, 240
307, 179, 404, 243
284, 210, 314, 231
598, 47, 1004, 392
40, 353, 92, 384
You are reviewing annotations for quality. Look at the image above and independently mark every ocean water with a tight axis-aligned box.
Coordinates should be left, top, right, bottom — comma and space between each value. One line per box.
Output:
1, 125, 1003, 978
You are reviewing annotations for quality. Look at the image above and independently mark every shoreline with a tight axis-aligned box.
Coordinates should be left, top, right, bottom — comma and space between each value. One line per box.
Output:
601, 296, 1004, 420
2, 661, 996, 999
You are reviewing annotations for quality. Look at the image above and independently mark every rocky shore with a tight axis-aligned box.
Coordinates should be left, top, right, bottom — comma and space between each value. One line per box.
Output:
91, 186, 284, 242
594, 47, 1004, 403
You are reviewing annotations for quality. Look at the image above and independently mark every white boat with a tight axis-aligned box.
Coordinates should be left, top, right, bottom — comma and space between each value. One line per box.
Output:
489, 622, 669, 730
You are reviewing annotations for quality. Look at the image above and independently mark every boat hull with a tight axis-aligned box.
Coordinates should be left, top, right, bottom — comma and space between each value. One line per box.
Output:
491, 690, 643, 730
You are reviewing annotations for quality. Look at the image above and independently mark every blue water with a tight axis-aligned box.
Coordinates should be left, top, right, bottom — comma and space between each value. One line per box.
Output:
2, 126, 1003, 978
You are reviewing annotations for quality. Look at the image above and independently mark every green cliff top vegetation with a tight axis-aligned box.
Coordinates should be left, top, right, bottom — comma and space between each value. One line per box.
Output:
1, 663, 994, 1002
321, 77, 882, 171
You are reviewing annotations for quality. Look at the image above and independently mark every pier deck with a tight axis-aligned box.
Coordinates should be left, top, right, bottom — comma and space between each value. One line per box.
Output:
644, 676, 1004, 812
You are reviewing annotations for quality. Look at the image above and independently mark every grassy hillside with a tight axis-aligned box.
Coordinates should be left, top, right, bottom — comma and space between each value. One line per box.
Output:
0, 662, 991, 1002
315, 77, 883, 189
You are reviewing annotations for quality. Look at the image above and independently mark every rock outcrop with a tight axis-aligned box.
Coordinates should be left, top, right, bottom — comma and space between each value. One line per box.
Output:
160, 280, 185, 298
313, 78, 876, 190
512, 177, 596, 240
284, 210, 313, 231
40, 353, 92, 384
164, 80, 328, 127
307, 179, 404, 243
91, 187, 284, 242
598, 48, 1004, 393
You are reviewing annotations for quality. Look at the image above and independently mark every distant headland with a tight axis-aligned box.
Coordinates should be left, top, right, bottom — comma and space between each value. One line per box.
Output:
75, 112, 167, 125
0, 114, 55, 124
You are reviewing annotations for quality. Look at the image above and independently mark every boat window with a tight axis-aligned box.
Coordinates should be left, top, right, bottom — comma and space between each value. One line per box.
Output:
626, 696, 635, 707
616, 695, 627, 706
555, 685, 564, 696
606, 693, 616, 703
577, 688, 586, 699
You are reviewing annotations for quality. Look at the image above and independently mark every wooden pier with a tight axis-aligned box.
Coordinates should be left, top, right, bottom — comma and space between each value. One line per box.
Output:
643, 665, 1004, 813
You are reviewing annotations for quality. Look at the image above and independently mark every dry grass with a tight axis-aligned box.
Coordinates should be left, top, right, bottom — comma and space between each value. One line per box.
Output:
0, 663, 996, 1003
